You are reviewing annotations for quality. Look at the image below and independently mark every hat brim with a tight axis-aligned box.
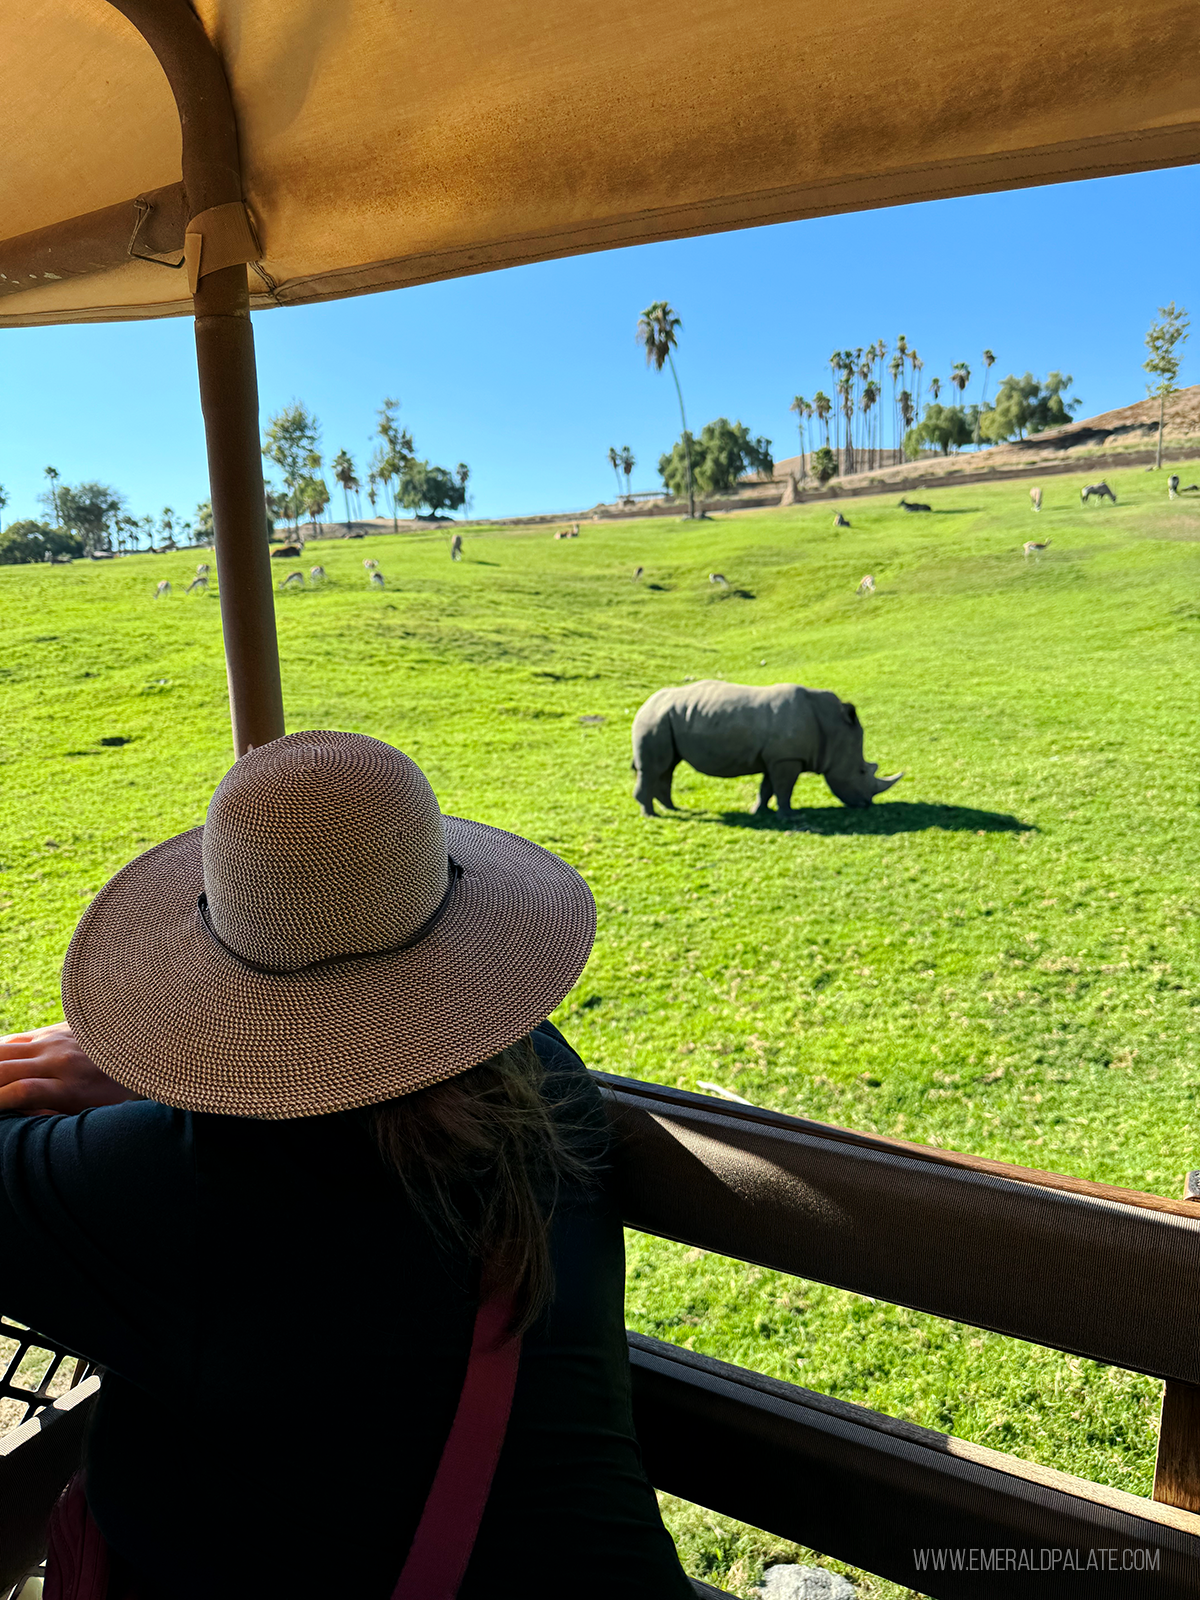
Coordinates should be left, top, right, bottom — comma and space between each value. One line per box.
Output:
62, 818, 596, 1119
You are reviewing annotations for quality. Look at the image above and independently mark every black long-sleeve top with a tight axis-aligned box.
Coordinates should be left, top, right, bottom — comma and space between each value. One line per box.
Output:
0, 1023, 693, 1598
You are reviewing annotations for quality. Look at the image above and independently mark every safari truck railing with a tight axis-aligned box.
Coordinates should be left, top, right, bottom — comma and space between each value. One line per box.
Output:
598, 1073, 1200, 1598
3, 1078, 1200, 1596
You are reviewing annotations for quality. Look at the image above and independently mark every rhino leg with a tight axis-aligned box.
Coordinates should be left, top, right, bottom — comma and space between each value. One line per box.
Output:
631, 719, 679, 817
752, 771, 774, 814
767, 761, 804, 817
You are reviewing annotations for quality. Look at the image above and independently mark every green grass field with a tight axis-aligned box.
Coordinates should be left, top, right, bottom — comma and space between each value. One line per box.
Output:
3, 463, 1200, 1595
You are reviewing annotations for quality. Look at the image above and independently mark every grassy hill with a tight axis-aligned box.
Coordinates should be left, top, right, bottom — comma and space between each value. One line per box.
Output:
3, 462, 1200, 1594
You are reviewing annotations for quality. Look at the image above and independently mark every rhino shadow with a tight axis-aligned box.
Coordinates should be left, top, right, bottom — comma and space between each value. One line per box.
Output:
708, 801, 1033, 835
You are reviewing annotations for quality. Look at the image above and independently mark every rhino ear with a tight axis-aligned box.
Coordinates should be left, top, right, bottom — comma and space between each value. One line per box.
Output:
841, 701, 859, 725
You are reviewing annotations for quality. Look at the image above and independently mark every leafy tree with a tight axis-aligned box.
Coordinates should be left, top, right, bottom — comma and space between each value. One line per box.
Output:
399, 461, 467, 518
620, 445, 636, 499
194, 500, 214, 544
977, 372, 1080, 443
904, 403, 974, 458
37, 482, 125, 555
0, 520, 83, 565
262, 404, 322, 532
366, 473, 379, 519
637, 302, 695, 517
1143, 302, 1190, 470
658, 418, 772, 498
809, 446, 838, 485
331, 449, 360, 527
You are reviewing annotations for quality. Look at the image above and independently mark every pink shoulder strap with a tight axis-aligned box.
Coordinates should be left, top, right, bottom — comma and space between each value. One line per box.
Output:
392, 1294, 522, 1600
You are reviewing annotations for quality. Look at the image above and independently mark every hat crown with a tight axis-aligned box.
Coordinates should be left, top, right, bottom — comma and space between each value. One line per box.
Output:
202, 731, 447, 970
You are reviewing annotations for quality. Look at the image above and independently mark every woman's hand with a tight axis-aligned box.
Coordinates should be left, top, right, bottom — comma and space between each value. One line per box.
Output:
0, 1023, 141, 1115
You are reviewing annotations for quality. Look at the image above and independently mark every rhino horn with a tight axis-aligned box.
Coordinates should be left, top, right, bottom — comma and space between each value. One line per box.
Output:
872, 770, 904, 795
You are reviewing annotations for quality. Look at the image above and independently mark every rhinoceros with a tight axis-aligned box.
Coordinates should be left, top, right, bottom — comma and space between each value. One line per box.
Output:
631, 680, 902, 817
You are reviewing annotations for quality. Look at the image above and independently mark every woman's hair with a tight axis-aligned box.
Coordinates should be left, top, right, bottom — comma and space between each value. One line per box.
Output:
369, 1034, 597, 1334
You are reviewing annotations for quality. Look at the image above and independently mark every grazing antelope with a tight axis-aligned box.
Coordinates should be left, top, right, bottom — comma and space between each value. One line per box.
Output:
1168, 474, 1180, 499
709, 572, 729, 587
185, 575, 208, 594
856, 574, 875, 594
1080, 482, 1116, 505
154, 580, 171, 599
309, 566, 326, 581
370, 571, 385, 588
450, 534, 463, 560
196, 562, 210, 577
282, 570, 304, 587
1029, 487, 1042, 512
1023, 539, 1051, 560
363, 558, 379, 571
898, 498, 931, 512
633, 566, 644, 582
833, 512, 851, 528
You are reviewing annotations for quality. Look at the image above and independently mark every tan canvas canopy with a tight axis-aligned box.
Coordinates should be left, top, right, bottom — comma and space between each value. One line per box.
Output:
3, 0, 1198, 748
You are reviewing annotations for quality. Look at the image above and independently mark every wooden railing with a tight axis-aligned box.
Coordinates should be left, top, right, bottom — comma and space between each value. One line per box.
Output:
4, 1074, 1200, 1595
599, 1073, 1200, 1596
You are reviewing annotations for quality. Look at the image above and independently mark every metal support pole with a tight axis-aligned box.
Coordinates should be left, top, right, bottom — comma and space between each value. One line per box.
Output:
106, 0, 285, 756
193, 264, 284, 754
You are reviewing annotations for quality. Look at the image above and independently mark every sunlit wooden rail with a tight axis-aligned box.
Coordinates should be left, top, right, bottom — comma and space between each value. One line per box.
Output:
4, 1075, 1200, 1596
598, 1074, 1200, 1597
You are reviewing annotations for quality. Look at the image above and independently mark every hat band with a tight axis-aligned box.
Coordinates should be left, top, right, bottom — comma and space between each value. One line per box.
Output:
196, 856, 464, 977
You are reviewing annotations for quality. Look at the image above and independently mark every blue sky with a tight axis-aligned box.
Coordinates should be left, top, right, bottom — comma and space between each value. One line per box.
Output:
1, 166, 1196, 526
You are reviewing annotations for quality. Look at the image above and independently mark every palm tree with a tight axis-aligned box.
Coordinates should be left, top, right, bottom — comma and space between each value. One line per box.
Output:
889, 351, 905, 461
861, 382, 880, 469
898, 389, 915, 450
43, 465, 61, 527
828, 352, 842, 463
366, 472, 379, 519
332, 449, 359, 530
909, 351, 923, 418
789, 395, 809, 479
949, 363, 971, 451
620, 446, 636, 500
838, 356, 856, 475
606, 446, 623, 501
637, 302, 695, 517
813, 391, 833, 450
976, 349, 996, 447
455, 463, 470, 515
929, 375, 941, 404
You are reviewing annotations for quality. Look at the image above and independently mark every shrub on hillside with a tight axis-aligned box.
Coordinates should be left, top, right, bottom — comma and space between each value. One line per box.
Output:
0, 521, 84, 565
904, 403, 975, 458
977, 372, 1081, 443
659, 418, 773, 498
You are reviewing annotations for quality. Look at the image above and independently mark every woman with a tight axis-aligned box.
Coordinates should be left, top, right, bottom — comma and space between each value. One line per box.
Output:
0, 730, 695, 1599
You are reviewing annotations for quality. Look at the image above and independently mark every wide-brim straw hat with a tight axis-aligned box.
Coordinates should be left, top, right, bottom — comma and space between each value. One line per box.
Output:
62, 731, 595, 1119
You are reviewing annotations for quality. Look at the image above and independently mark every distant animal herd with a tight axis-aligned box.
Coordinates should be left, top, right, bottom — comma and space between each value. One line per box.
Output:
147, 472, 1192, 608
